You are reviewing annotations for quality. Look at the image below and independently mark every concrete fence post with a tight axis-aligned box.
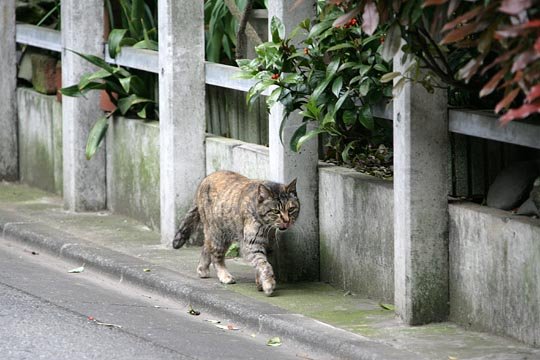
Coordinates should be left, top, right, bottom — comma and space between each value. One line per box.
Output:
0, 0, 18, 181
158, 0, 206, 246
393, 51, 449, 324
61, 0, 107, 211
267, 0, 319, 281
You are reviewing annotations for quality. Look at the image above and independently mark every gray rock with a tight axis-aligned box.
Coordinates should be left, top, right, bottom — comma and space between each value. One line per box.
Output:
487, 161, 540, 210
516, 197, 539, 216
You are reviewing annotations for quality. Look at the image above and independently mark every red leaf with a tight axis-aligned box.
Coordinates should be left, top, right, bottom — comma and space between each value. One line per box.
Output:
495, 88, 520, 113
481, 47, 521, 75
441, 23, 479, 44
423, 0, 448, 7
511, 50, 540, 73
442, 6, 483, 32
447, 0, 461, 17
480, 68, 506, 98
500, 101, 540, 125
526, 85, 540, 103
457, 56, 484, 81
535, 36, 540, 52
499, 0, 532, 15
333, 6, 361, 27
362, 0, 379, 35
496, 20, 540, 38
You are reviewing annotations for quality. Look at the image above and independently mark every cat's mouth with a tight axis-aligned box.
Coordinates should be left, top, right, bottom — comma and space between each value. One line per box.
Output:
277, 223, 291, 231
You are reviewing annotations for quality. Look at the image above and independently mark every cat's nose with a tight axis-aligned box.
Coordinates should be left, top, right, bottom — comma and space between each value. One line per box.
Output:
279, 222, 290, 230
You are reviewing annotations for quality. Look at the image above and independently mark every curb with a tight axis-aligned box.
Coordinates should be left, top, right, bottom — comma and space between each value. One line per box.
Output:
0, 210, 421, 360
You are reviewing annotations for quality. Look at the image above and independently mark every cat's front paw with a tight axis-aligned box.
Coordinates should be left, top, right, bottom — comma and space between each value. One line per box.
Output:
217, 272, 236, 284
262, 277, 275, 296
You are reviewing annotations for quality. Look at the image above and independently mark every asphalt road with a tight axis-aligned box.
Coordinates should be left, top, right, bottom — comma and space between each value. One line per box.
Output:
0, 238, 318, 360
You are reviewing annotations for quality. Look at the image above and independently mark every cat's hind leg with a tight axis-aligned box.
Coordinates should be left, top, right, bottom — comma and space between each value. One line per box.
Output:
197, 245, 211, 278
212, 249, 236, 284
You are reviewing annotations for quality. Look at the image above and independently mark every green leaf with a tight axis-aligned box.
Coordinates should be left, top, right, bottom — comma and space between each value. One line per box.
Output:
327, 43, 355, 52
380, 72, 401, 83
108, 29, 128, 58
312, 77, 332, 101
341, 140, 359, 163
326, 59, 340, 78
334, 90, 351, 113
267, 337, 282, 347
70, 50, 116, 74
331, 77, 343, 98
382, 23, 402, 62
379, 303, 395, 311
85, 116, 109, 160
289, 123, 307, 152
225, 243, 240, 258
271, 16, 285, 43
295, 128, 324, 151
359, 106, 374, 131
117, 94, 154, 115
133, 39, 159, 51
60, 84, 83, 97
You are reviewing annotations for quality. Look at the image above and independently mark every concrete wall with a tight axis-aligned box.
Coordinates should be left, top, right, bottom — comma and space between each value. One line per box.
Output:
449, 203, 540, 346
17, 88, 63, 194
319, 165, 394, 302
206, 135, 268, 179
106, 117, 160, 230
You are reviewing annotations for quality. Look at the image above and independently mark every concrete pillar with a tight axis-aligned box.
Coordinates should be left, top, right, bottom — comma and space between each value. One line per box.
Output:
393, 53, 449, 324
0, 0, 18, 181
61, 0, 106, 211
158, 0, 205, 246
267, 0, 319, 281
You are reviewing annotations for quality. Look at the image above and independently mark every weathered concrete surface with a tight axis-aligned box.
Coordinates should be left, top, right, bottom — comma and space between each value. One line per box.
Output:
17, 88, 63, 195
1, 181, 540, 359
106, 118, 160, 231
61, 0, 106, 211
449, 202, 540, 347
206, 135, 269, 180
267, 1, 319, 282
319, 165, 394, 302
0, 1, 18, 181
393, 54, 449, 325
158, 0, 205, 246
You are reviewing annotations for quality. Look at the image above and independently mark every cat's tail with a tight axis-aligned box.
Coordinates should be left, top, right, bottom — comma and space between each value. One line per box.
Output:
172, 205, 200, 249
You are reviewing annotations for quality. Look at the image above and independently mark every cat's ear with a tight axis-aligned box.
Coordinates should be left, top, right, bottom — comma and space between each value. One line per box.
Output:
258, 184, 272, 202
285, 178, 297, 195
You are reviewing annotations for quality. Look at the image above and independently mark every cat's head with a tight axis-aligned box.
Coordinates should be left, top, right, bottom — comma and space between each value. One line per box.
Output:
257, 179, 300, 231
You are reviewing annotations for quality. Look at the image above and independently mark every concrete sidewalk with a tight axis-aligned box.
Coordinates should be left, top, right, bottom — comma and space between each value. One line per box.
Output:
1, 182, 539, 360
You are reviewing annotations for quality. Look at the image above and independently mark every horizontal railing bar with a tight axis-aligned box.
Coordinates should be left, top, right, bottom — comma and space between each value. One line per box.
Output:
16, 24, 61, 52
104, 45, 159, 73
13, 25, 540, 149
449, 109, 540, 149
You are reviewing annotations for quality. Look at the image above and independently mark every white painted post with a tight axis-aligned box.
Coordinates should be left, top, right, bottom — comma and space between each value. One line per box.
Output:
0, 0, 18, 181
267, 0, 319, 281
393, 52, 449, 324
61, 1, 106, 211
158, 0, 206, 246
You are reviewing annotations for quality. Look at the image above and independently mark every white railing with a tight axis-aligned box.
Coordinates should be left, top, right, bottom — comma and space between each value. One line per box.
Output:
15, 23, 539, 150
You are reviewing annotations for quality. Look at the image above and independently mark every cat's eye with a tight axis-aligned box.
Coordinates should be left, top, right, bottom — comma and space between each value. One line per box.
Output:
272, 209, 280, 214
289, 206, 298, 213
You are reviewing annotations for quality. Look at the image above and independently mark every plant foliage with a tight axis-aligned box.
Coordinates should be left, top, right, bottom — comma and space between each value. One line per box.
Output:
321, 0, 540, 123
238, 5, 392, 166
60, 53, 157, 159
205, 0, 267, 63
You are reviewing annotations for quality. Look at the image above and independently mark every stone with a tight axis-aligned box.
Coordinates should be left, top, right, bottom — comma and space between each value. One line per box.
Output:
31, 53, 58, 95
486, 161, 540, 210
516, 197, 539, 216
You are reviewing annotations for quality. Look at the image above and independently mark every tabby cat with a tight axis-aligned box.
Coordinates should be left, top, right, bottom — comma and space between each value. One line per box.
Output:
172, 170, 300, 296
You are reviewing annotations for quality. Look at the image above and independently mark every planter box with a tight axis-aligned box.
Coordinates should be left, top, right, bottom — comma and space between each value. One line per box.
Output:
449, 203, 540, 346
106, 117, 160, 230
17, 87, 62, 194
319, 165, 394, 302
